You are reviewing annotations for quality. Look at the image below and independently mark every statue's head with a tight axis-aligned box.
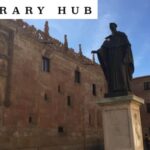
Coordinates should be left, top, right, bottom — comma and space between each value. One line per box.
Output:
109, 23, 117, 33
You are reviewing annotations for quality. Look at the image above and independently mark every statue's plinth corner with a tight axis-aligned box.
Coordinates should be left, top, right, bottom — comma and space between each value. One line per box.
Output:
97, 94, 144, 106
97, 94, 144, 150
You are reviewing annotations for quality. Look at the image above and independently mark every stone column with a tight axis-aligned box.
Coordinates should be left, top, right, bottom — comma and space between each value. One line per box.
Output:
97, 95, 144, 150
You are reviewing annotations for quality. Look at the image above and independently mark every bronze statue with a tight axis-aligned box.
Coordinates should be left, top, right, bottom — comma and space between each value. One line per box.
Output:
92, 23, 134, 97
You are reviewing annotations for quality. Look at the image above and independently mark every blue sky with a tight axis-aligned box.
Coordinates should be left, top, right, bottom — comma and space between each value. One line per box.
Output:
25, 0, 150, 77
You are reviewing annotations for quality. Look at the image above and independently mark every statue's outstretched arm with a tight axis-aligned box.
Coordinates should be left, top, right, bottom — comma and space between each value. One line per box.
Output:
91, 50, 98, 54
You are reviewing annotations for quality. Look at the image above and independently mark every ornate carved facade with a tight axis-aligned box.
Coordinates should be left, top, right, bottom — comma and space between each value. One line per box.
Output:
0, 19, 149, 150
0, 20, 106, 150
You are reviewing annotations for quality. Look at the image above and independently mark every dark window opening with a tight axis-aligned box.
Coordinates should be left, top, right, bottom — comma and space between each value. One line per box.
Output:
58, 85, 61, 93
75, 70, 81, 83
44, 93, 48, 101
144, 82, 150, 90
67, 96, 71, 106
58, 126, 64, 133
29, 116, 32, 124
92, 84, 97, 96
146, 103, 150, 113
42, 57, 50, 72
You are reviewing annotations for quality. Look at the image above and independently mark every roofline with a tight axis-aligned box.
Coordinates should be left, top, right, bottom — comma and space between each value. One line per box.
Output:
133, 75, 150, 80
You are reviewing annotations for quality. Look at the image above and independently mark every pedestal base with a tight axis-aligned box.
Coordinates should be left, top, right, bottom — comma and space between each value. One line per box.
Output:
97, 95, 144, 150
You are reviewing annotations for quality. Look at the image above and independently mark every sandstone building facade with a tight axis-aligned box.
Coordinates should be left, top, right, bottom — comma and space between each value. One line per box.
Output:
132, 76, 150, 136
0, 20, 106, 150
0, 19, 149, 150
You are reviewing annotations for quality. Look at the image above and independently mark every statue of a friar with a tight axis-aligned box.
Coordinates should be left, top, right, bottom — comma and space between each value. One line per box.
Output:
92, 23, 134, 97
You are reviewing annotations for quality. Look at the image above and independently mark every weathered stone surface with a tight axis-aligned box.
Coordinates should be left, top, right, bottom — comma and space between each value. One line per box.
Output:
97, 95, 144, 150
132, 76, 150, 136
0, 20, 105, 150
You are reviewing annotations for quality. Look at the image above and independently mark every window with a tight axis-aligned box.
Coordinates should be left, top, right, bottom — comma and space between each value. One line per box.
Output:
146, 103, 150, 113
92, 84, 97, 96
144, 82, 150, 90
28, 116, 33, 124
58, 126, 64, 133
42, 57, 50, 72
28, 114, 37, 126
67, 96, 71, 106
44, 93, 48, 101
75, 70, 80, 83
58, 85, 63, 94
58, 85, 61, 93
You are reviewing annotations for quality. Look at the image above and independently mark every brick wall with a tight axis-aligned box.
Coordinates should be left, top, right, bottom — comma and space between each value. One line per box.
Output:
0, 20, 105, 150
132, 76, 150, 135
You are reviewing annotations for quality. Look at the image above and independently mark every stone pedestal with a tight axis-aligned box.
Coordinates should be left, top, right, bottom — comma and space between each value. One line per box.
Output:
97, 95, 144, 150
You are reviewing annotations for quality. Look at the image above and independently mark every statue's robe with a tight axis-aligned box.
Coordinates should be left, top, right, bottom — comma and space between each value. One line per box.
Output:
97, 31, 134, 96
